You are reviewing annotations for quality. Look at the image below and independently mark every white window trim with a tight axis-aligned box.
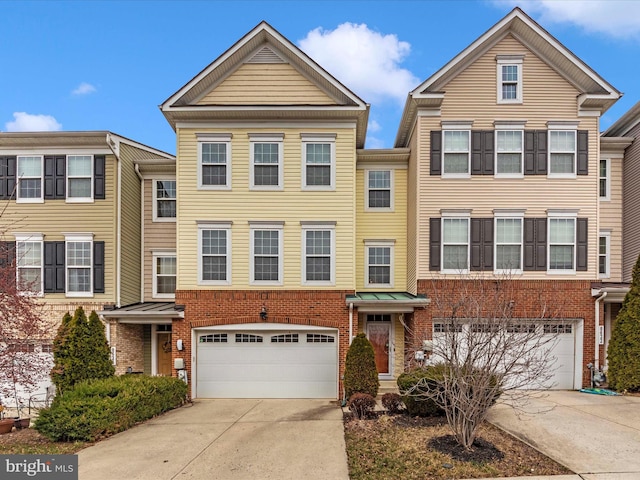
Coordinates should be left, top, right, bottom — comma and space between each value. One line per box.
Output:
301, 222, 335, 286
599, 231, 611, 279
64, 233, 94, 298
197, 133, 232, 191
14, 233, 44, 296
152, 177, 177, 223
547, 213, 577, 274
494, 128, 524, 178
599, 158, 611, 201
197, 222, 232, 286
301, 133, 336, 191
442, 128, 471, 179
493, 213, 524, 275
496, 56, 523, 104
152, 251, 176, 299
16, 155, 44, 204
440, 212, 470, 274
66, 154, 94, 203
548, 128, 577, 179
250, 222, 284, 286
364, 239, 395, 288
249, 133, 284, 191
365, 169, 394, 212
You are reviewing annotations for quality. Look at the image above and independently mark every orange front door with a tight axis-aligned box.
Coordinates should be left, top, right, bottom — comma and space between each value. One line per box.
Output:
368, 323, 390, 374
157, 332, 172, 376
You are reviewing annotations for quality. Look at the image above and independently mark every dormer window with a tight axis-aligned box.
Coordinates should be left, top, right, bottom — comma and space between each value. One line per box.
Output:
497, 56, 523, 104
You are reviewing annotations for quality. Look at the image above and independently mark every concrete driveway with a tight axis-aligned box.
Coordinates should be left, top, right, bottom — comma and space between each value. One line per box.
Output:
77, 399, 349, 480
487, 390, 640, 479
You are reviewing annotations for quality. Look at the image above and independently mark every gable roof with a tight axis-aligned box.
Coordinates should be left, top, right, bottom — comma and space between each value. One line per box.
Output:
603, 100, 640, 137
395, 7, 621, 147
160, 21, 369, 147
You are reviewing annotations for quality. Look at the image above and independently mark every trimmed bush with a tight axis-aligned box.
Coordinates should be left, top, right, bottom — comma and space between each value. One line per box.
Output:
381, 392, 403, 414
397, 367, 444, 417
34, 375, 187, 442
348, 393, 376, 419
344, 333, 379, 399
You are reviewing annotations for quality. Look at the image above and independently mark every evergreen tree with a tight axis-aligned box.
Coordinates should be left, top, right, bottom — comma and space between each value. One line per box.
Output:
607, 254, 640, 391
51, 312, 72, 393
344, 333, 379, 399
86, 310, 115, 379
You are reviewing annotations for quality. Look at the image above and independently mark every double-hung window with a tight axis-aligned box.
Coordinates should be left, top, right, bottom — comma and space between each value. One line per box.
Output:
16, 234, 43, 294
198, 134, 231, 189
599, 232, 610, 279
494, 216, 523, 273
65, 234, 93, 296
302, 134, 335, 189
497, 56, 523, 103
599, 159, 610, 200
67, 155, 93, 201
549, 130, 576, 176
251, 223, 283, 285
154, 180, 176, 221
495, 130, 523, 176
198, 223, 231, 285
442, 130, 470, 176
250, 134, 283, 190
366, 170, 393, 210
153, 252, 176, 297
17, 156, 43, 202
365, 240, 394, 287
302, 223, 335, 285
442, 217, 469, 273
548, 216, 576, 272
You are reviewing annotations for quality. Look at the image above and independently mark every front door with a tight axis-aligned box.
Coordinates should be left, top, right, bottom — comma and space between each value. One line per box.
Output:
157, 332, 172, 376
368, 322, 391, 375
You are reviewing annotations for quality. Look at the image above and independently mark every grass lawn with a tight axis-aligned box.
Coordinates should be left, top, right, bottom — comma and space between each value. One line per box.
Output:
0, 428, 88, 455
344, 413, 572, 480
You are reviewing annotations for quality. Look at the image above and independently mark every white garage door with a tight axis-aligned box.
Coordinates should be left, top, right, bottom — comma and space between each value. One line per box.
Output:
196, 328, 338, 398
432, 321, 576, 390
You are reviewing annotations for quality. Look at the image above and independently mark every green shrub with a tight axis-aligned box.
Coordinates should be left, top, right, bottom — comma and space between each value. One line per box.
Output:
397, 366, 444, 417
344, 333, 379, 399
607, 253, 640, 392
34, 375, 187, 442
381, 392, 403, 414
348, 393, 377, 419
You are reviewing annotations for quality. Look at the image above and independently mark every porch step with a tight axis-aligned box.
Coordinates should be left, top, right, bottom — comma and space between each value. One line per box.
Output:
378, 380, 399, 395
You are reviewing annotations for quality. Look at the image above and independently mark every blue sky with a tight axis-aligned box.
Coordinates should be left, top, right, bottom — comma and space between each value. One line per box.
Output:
2, 0, 640, 154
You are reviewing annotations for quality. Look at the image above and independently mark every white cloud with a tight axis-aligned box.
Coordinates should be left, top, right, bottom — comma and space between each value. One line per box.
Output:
5, 112, 62, 132
299, 23, 420, 104
500, 0, 640, 39
368, 120, 382, 133
72, 82, 96, 95
365, 136, 386, 149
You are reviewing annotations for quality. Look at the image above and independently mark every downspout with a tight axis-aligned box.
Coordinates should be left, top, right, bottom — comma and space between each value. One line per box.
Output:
349, 302, 353, 344
117, 159, 122, 307
134, 164, 144, 302
594, 290, 607, 370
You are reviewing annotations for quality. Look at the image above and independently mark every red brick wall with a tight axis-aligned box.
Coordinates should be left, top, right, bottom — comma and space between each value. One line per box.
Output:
414, 279, 595, 388
173, 289, 354, 398
111, 323, 145, 374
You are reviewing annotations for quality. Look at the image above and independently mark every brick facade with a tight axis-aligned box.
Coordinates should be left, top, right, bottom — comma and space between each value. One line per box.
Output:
414, 279, 596, 388
110, 323, 145, 375
173, 289, 354, 397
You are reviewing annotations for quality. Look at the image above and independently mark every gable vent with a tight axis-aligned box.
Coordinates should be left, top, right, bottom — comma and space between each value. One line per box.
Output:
247, 46, 286, 64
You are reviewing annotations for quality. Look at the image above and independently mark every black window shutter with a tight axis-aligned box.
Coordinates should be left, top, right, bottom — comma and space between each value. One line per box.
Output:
577, 130, 588, 175
94, 155, 106, 199
535, 218, 547, 270
0, 241, 16, 268
44, 156, 66, 199
44, 241, 65, 293
535, 131, 548, 175
482, 131, 494, 175
524, 131, 536, 175
471, 131, 483, 175
93, 241, 105, 293
429, 218, 441, 270
470, 218, 493, 271
55, 156, 65, 198
0, 156, 17, 200
576, 218, 588, 271
430, 131, 442, 176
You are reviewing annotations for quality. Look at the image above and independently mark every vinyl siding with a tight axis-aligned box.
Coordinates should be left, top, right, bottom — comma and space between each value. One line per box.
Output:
416, 34, 600, 281
599, 158, 623, 281
197, 63, 337, 106
623, 122, 640, 282
176, 126, 357, 290
355, 167, 407, 291
143, 178, 176, 301
3, 154, 118, 302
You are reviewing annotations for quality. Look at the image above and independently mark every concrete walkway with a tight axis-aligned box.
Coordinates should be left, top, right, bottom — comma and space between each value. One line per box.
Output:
484, 390, 640, 480
77, 399, 349, 480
